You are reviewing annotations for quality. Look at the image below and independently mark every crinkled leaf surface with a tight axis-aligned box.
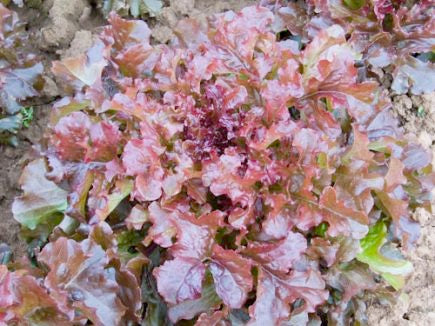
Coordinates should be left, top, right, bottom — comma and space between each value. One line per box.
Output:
248, 268, 329, 325
154, 256, 206, 305
0, 265, 73, 325
167, 271, 222, 323
38, 237, 128, 326
243, 231, 307, 272
209, 245, 253, 309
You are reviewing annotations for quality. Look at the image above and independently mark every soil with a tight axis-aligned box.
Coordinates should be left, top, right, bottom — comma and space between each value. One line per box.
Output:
0, 1, 433, 325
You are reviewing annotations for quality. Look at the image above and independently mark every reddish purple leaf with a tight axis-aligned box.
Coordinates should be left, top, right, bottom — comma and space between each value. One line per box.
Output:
38, 238, 127, 326
243, 231, 307, 272
0, 265, 73, 324
86, 121, 122, 162
154, 257, 206, 305
319, 187, 369, 239
202, 148, 256, 207
51, 112, 92, 161
143, 202, 177, 247
249, 268, 328, 324
122, 138, 164, 176
210, 245, 253, 309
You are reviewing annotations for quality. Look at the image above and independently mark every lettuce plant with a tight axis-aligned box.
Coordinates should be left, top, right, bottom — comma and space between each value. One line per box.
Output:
264, 0, 435, 94
1, 5, 434, 325
0, 4, 42, 145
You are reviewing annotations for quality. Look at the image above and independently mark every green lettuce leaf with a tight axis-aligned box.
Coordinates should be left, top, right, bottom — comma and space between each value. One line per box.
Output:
357, 220, 413, 290
12, 159, 68, 230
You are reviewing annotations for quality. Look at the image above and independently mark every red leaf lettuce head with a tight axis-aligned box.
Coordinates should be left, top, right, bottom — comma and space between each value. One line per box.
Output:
6, 3, 435, 325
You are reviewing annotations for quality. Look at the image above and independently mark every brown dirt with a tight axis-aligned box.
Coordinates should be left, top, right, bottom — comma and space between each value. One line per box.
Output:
38, 0, 103, 50
0, 1, 433, 325
152, 0, 257, 43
